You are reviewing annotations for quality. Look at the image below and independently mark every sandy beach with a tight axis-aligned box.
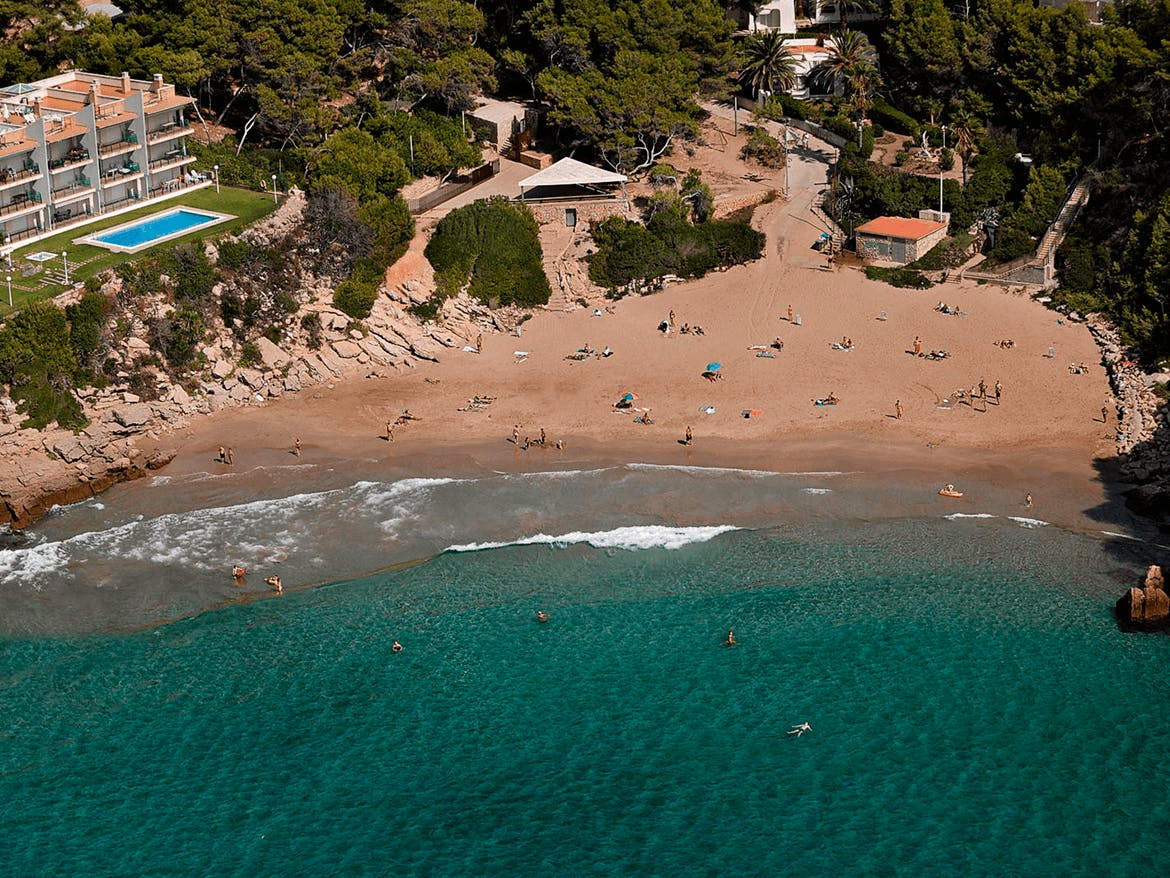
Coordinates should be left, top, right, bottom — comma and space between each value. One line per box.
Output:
166, 186, 1121, 532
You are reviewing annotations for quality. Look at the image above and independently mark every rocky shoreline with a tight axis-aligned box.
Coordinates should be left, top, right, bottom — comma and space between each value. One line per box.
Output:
0, 190, 526, 531
1087, 315, 1170, 528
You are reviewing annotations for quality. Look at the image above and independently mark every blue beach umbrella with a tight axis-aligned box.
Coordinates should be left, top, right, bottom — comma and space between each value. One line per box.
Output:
705, 362, 722, 372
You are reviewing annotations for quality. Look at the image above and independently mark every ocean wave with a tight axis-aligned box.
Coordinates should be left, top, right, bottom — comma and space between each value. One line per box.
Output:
1008, 516, 1049, 528
945, 513, 997, 520
445, 524, 740, 553
627, 463, 847, 478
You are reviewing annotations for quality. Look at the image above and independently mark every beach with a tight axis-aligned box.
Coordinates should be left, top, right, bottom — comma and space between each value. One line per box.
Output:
170, 190, 1119, 521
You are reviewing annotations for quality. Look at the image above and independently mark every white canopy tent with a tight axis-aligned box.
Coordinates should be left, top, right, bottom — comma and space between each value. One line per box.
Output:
518, 158, 628, 201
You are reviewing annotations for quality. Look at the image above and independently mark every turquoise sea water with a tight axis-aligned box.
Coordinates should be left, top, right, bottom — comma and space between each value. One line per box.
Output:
2, 465, 1168, 875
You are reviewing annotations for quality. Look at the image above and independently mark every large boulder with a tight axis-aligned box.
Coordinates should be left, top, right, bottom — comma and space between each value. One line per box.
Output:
112, 404, 152, 428
1116, 565, 1170, 628
256, 336, 291, 370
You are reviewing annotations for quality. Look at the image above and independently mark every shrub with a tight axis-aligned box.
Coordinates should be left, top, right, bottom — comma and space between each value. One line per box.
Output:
0, 300, 87, 430
239, 341, 262, 368
358, 194, 414, 269
333, 276, 379, 319
217, 239, 255, 268
824, 115, 857, 142
869, 98, 920, 137
65, 292, 110, 370
587, 212, 764, 288
894, 150, 909, 167
740, 128, 785, 168
861, 124, 875, 159
425, 197, 550, 308
300, 312, 323, 349
648, 163, 681, 187
865, 266, 933, 288
407, 300, 441, 321
939, 148, 955, 172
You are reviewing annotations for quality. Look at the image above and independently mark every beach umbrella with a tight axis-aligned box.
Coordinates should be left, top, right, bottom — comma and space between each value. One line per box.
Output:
620, 392, 639, 401
706, 362, 722, 372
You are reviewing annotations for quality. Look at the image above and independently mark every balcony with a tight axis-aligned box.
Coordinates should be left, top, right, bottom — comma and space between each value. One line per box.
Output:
51, 179, 93, 204
0, 166, 43, 191
0, 192, 44, 218
100, 168, 144, 188
147, 122, 191, 144
148, 150, 195, 172
98, 138, 138, 159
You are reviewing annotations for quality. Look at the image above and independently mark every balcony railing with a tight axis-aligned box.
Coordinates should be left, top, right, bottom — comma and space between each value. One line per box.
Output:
100, 169, 143, 188
0, 166, 41, 188
98, 139, 137, 158
0, 194, 44, 217
51, 178, 92, 199
148, 152, 194, 172
147, 122, 191, 143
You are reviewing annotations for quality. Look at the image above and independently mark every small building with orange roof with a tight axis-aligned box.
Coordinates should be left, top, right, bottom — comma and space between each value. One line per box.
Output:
855, 214, 950, 265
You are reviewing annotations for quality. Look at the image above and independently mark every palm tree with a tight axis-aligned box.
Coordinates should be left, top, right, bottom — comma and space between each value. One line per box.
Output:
949, 110, 980, 185
810, 29, 880, 122
739, 31, 798, 103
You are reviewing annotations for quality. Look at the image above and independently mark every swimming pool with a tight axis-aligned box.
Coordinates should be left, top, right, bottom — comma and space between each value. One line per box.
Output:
80, 207, 234, 253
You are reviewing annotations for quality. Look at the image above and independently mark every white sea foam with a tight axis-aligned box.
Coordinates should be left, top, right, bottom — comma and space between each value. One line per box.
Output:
627, 463, 847, 478
1101, 531, 1141, 541
1008, 516, 1049, 528
803, 488, 832, 495
945, 513, 997, 520
446, 524, 740, 554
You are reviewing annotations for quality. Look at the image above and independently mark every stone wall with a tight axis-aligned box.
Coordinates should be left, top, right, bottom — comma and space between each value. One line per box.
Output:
525, 199, 633, 227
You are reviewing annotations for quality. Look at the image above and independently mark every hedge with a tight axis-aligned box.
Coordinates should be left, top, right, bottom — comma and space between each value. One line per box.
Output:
869, 98, 920, 138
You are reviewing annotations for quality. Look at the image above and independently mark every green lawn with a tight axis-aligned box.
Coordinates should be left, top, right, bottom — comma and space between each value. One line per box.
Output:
1, 186, 278, 314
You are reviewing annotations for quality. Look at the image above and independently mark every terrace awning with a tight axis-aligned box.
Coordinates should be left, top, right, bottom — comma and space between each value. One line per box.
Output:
518, 158, 628, 201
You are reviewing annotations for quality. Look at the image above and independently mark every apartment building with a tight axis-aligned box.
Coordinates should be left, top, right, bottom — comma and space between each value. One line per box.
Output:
0, 70, 200, 251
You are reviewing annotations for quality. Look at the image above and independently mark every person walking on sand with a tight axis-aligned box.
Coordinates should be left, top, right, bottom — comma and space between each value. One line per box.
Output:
995, 380, 1002, 404
914, 336, 922, 355
1025, 493, 1033, 509
1101, 405, 1109, 423
475, 333, 483, 353
385, 421, 394, 441
895, 400, 903, 420
226, 447, 235, 465
294, 438, 301, 457
979, 378, 987, 399
787, 304, 794, 322
218, 446, 226, 463
512, 424, 520, 445
685, 425, 693, 445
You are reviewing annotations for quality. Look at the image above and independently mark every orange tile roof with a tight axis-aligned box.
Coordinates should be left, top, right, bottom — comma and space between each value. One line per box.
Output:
41, 95, 87, 112
95, 110, 136, 128
855, 216, 947, 240
144, 94, 194, 114
0, 137, 37, 159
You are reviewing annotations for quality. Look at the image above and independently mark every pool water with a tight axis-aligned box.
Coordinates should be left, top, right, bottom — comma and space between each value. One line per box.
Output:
87, 208, 228, 252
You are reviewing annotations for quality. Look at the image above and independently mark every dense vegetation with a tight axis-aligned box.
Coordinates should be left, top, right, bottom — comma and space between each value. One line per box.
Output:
0, 0, 1167, 363
423, 198, 551, 309
588, 176, 765, 289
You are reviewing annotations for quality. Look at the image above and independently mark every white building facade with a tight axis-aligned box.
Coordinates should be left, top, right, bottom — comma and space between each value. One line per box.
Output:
0, 70, 200, 253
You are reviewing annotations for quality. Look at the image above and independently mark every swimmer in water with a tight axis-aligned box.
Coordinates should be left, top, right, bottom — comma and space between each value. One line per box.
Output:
536, 610, 549, 623
788, 722, 812, 737
264, 575, 282, 593
725, 629, 736, 646
231, 565, 247, 581
392, 640, 403, 653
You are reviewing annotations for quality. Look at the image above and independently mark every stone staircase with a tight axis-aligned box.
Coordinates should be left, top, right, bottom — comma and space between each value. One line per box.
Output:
962, 172, 1093, 289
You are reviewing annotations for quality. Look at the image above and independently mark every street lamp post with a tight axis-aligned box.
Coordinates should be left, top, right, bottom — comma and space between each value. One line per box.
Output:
6, 275, 11, 308
214, 164, 220, 193
61, 251, 69, 285
783, 127, 790, 199
271, 174, 278, 203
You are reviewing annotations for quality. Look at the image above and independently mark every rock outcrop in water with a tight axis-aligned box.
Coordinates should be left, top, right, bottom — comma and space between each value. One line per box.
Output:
1116, 565, 1170, 629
